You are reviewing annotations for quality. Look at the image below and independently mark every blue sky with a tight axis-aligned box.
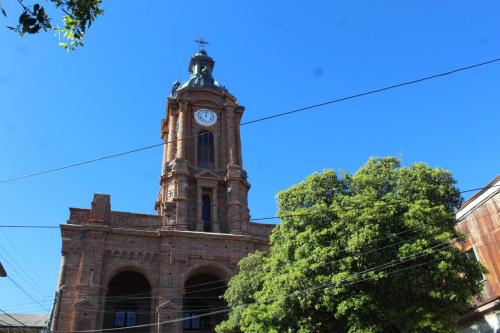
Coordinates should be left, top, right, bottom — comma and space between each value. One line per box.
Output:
1, 0, 499, 314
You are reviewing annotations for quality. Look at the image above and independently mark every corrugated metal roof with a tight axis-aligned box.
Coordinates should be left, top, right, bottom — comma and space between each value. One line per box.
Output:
0, 313, 48, 328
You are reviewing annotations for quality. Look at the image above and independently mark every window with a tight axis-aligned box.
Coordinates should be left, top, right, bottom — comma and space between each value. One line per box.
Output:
466, 246, 486, 283
114, 311, 136, 327
183, 311, 211, 330
466, 248, 478, 261
198, 131, 214, 169
202, 195, 211, 232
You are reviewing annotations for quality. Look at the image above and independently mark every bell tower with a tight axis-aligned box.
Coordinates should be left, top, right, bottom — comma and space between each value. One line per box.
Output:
155, 47, 250, 234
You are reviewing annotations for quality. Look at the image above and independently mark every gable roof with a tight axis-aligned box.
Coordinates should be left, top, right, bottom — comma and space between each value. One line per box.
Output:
0, 313, 48, 328
456, 175, 500, 221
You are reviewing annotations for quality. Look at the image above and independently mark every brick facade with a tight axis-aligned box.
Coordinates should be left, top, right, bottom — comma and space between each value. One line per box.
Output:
51, 50, 274, 333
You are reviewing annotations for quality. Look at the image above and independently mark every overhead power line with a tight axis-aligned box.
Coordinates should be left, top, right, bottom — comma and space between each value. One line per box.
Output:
8, 222, 498, 311
7, 276, 50, 311
0, 246, 50, 300
48, 230, 485, 333
0, 229, 52, 296
0, 309, 28, 328
0, 183, 499, 230
1, 57, 500, 185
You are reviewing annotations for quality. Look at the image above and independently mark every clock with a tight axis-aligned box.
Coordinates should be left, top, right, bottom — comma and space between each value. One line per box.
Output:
194, 108, 217, 127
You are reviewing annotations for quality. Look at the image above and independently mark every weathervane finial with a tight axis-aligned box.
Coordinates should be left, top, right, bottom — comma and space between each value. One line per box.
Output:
194, 37, 209, 51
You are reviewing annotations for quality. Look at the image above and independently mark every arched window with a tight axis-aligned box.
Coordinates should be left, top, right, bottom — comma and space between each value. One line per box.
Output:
198, 131, 214, 169
183, 273, 227, 331
202, 195, 211, 232
103, 271, 151, 332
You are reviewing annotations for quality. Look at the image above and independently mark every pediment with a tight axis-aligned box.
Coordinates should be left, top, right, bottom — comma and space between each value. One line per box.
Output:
195, 169, 222, 180
74, 297, 95, 309
157, 300, 181, 311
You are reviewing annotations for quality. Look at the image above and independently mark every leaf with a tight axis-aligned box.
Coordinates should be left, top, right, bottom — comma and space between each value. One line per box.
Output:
1, 8, 7, 17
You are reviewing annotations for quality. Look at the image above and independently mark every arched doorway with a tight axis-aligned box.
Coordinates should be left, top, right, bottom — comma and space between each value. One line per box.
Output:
103, 271, 151, 332
183, 273, 227, 332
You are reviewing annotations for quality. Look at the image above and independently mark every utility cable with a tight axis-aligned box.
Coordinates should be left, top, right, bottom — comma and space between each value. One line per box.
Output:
0, 182, 499, 229
43, 224, 499, 304
48, 236, 469, 333
2, 200, 498, 313
0, 309, 28, 327
1, 57, 500, 184
13, 228, 497, 330
7, 276, 50, 311
0, 246, 51, 300
0, 229, 52, 296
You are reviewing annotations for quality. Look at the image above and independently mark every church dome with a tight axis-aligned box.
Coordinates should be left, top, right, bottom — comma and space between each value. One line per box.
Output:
174, 49, 227, 94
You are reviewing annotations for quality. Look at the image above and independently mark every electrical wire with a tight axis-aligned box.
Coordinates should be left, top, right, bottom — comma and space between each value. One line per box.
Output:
0, 229, 52, 296
0, 182, 499, 230
0, 246, 51, 300
17, 223, 495, 308
0, 309, 28, 327
1, 57, 500, 185
7, 276, 50, 311
48, 235, 471, 333
8, 226, 497, 330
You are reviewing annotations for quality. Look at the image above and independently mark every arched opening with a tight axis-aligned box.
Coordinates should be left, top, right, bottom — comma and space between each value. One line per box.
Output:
198, 131, 214, 169
183, 273, 227, 332
202, 194, 211, 232
103, 271, 151, 332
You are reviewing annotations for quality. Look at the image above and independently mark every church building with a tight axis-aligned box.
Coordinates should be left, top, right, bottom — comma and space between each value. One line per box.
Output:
50, 47, 274, 333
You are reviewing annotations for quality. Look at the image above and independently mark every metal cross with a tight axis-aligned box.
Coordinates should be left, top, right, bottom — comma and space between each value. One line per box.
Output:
195, 38, 209, 50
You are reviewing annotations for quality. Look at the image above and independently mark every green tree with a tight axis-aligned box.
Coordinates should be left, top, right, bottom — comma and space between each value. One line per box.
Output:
217, 157, 484, 333
1, 0, 103, 50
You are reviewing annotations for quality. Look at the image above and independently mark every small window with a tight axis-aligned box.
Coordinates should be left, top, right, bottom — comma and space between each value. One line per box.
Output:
114, 311, 136, 328
126, 312, 136, 326
114, 312, 125, 327
198, 131, 214, 169
182, 311, 211, 330
202, 195, 211, 232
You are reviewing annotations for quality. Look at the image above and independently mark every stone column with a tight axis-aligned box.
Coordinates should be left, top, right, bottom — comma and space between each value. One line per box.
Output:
54, 242, 83, 332
235, 112, 243, 166
50, 253, 67, 332
226, 107, 237, 166
211, 186, 219, 233
166, 108, 177, 163
156, 241, 184, 333
72, 230, 106, 331
227, 181, 242, 234
175, 176, 188, 231
196, 184, 202, 231
176, 101, 188, 160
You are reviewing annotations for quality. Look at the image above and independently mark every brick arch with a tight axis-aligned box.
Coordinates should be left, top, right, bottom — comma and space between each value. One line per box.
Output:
102, 264, 155, 290
182, 263, 231, 331
183, 262, 232, 286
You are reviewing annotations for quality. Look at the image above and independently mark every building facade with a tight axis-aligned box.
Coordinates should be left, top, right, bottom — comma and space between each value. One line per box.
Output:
50, 49, 274, 333
457, 176, 500, 333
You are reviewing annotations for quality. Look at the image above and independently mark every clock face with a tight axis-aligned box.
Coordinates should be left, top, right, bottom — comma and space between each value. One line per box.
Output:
194, 109, 217, 127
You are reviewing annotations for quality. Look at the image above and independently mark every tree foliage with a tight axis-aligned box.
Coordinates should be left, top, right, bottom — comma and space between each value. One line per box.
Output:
1, 0, 103, 50
217, 157, 484, 333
